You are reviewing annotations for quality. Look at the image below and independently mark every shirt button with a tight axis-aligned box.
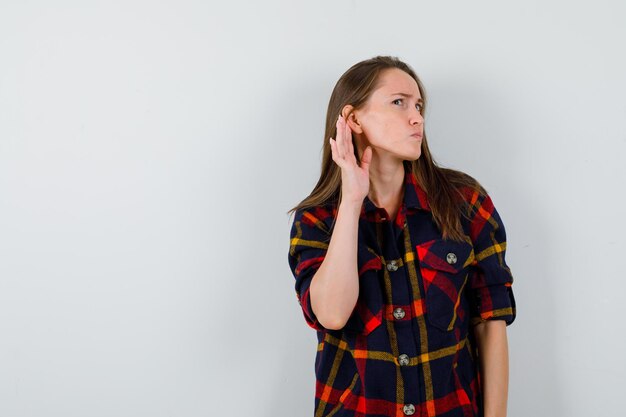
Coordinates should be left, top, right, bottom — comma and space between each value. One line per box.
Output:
393, 307, 406, 320
398, 354, 410, 366
386, 260, 398, 272
446, 252, 457, 265
403, 404, 415, 415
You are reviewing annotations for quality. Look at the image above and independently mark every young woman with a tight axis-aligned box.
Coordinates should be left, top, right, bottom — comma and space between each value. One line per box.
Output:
288, 56, 516, 417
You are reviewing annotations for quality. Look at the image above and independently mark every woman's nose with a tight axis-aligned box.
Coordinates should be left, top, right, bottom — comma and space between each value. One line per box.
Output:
409, 109, 423, 125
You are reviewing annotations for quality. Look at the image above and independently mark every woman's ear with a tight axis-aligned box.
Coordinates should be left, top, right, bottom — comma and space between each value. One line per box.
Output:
341, 104, 364, 134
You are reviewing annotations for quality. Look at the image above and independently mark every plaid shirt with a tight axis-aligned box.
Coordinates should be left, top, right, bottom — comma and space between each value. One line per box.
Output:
288, 168, 516, 417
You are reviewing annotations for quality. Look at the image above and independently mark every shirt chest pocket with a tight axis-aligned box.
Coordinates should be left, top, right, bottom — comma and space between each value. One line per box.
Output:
342, 246, 384, 336
416, 238, 475, 332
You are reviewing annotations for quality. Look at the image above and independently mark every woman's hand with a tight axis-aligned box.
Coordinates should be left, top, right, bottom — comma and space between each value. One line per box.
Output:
329, 114, 372, 205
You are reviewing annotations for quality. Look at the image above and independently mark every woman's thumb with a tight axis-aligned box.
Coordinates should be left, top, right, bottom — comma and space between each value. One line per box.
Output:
360, 146, 372, 170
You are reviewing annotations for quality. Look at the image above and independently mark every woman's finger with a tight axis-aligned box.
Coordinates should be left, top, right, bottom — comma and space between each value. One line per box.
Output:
329, 137, 340, 162
360, 145, 372, 171
336, 116, 346, 159
344, 116, 354, 158
330, 137, 346, 169
329, 137, 335, 161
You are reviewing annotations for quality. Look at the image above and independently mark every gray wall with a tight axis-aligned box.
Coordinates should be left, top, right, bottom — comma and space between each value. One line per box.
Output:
1, 1, 624, 416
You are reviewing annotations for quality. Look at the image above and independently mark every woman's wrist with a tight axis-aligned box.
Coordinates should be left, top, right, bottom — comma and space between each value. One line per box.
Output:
338, 199, 363, 216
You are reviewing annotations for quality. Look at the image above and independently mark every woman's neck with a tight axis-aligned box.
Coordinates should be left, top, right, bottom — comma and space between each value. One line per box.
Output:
367, 161, 405, 220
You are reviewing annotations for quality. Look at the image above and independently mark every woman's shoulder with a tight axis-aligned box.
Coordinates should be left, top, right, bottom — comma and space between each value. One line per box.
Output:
440, 167, 489, 201
291, 202, 339, 237
294, 201, 338, 219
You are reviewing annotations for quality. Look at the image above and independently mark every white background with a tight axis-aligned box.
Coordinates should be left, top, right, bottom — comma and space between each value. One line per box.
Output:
1, 1, 624, 416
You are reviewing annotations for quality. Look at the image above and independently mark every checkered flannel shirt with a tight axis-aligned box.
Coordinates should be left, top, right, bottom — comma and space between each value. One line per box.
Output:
288, 168, 516, 417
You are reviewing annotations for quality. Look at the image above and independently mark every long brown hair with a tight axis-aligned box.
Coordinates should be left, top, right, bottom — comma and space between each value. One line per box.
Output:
288, 56, 487, 241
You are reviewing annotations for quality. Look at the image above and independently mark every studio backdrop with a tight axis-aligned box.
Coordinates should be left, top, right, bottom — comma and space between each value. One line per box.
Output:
0, 1, 624, 416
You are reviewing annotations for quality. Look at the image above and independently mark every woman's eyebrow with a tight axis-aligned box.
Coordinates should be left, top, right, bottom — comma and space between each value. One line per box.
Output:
390, 92, 423, 103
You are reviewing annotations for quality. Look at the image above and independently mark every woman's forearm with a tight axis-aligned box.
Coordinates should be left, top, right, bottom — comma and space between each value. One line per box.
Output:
473, 319, 509, 417
309, 200, 362, 330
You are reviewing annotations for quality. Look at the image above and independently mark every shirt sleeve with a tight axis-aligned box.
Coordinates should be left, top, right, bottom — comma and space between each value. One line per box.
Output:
288, 207, 332, 331
466, 191, 517, 326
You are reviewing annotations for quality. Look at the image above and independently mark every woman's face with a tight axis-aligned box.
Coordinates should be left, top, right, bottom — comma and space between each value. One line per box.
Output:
351, 68, 424, 162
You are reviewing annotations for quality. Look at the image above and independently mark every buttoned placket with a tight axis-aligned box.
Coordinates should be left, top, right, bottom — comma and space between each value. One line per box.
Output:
376, 208, 421, 412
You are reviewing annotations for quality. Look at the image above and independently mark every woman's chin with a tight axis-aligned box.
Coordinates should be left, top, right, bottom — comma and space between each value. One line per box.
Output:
403, 150, 421, 161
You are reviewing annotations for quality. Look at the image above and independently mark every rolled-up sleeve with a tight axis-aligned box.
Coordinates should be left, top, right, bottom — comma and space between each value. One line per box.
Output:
288, 207, 331, 331
467, 192, 517, 326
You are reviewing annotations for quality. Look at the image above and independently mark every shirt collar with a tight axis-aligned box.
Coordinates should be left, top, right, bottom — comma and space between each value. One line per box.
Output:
361, 166, 431, 217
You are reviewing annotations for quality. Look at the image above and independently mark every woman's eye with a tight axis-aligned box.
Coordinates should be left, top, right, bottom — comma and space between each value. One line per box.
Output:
393, 98, 422, 111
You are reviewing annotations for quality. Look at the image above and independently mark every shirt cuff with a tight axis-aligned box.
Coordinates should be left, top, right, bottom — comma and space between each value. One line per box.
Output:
470, 284, 516, 326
